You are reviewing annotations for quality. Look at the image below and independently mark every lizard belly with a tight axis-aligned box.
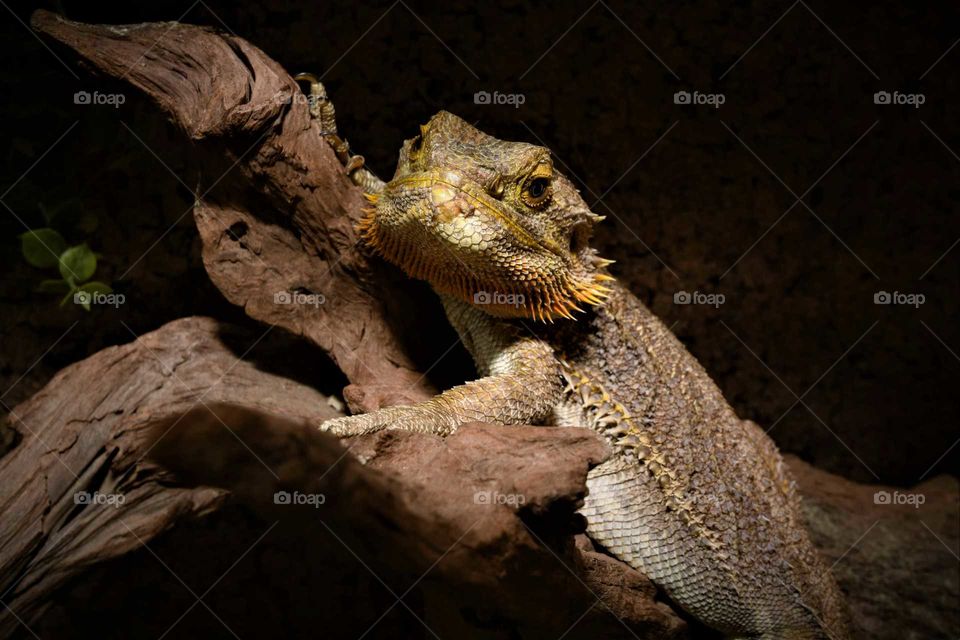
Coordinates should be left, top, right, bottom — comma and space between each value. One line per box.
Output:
583, 456, 755, 635
556, 363, 751, 632
556, 361, 829, 637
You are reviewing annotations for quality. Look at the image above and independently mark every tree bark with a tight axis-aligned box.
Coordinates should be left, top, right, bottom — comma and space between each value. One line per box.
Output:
0, 316, 686, 639
31, 9, 445, 415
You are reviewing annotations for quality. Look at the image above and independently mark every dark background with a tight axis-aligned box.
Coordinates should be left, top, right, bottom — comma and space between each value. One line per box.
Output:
1, 1, 957, 488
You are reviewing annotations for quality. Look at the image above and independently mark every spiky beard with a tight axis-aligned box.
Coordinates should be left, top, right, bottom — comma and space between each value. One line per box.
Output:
357, 202, 614, 322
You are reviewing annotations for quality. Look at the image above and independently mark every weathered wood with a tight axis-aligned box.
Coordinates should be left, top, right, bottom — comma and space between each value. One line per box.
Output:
0, 317, 689, 639
31, 9, 444, 415
0, 317, 333, 636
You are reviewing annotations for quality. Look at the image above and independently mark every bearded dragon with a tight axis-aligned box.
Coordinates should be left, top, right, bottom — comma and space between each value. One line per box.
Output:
297, 75, 851, 639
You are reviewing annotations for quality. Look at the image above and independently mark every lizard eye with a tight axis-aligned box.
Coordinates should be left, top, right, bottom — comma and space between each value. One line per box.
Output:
522, 177, 551, 207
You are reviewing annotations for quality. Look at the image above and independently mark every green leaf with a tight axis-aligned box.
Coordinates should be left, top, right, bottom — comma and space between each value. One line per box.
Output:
37, 279, 71, 294
58, 243, 97, 284
66, 282, 113, 311
77, 281, 112, 296
20, 228, 67, 268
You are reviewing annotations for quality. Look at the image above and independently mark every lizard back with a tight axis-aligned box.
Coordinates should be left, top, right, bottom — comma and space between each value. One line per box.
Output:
542, 282, 850, 639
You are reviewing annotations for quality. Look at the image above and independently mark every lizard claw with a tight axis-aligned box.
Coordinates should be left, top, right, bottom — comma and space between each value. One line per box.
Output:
318, 415, 349, 436
293, 72, 320, 84
344, 153, 365, 174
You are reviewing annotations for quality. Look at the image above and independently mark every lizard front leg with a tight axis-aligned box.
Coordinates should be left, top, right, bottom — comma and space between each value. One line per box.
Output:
320, 336, 561, 437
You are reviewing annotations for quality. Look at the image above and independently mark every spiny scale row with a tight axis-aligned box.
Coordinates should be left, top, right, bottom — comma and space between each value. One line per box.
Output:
560, 359, 732, 561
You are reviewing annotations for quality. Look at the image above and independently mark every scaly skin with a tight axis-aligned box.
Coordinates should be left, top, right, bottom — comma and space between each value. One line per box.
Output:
316, 106, 851, 639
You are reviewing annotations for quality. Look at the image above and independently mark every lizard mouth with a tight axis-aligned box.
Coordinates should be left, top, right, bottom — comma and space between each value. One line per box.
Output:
357, 169, 612, 322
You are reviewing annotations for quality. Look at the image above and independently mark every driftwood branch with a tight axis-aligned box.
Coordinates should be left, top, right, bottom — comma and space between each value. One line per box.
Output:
0, 317, 326, 634
31, 9, 446, 415
0, 317, 687, 638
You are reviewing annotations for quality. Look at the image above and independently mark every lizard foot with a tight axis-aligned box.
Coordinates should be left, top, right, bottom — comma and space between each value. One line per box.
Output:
318, 414, 385, 437
319, 406, 456, 438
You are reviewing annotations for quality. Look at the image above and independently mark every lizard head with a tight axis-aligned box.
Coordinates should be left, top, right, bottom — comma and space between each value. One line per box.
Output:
358, 111, 614, 321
